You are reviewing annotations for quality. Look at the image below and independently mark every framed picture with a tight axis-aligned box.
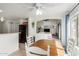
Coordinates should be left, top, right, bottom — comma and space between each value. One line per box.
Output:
32, 22, 35, 28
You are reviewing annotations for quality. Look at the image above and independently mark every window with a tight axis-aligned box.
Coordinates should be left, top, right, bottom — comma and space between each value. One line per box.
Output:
77, 15, 79, 46
70, 16, 78, 46
70, 15, 79, 47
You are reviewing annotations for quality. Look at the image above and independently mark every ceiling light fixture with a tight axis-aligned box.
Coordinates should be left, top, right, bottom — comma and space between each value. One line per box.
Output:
0, 17, 4, 22
36, 9, 42, 15
36, 4, 43, 16
0, 9, 4, 22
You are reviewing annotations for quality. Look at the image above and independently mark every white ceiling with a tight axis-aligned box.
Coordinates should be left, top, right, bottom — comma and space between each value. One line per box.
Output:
0, 3, 76, 20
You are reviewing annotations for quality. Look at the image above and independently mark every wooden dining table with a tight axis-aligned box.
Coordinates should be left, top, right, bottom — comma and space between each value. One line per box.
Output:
31, 39, 65, 56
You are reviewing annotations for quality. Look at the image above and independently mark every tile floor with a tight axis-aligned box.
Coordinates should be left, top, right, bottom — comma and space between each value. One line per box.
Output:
9, 49, 26, 56
9, 43, 26, 56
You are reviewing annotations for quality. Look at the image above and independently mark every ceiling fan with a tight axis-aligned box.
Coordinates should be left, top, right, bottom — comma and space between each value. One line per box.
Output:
28, 3, 44, 15
28, 3, 43, 10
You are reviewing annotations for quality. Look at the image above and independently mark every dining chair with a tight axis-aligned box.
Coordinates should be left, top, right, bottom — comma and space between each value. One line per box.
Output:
67, 38, 76, 56
26, 38, 50, 56
71, 46, 79, 56
26, 36, 35, 47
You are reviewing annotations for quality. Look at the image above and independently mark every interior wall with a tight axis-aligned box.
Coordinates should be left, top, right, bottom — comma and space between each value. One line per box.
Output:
28, 18, 36, 36
0, 21, 2, 33
36, 19, 60, 34
28, 10, 63, 37
0, 18, 28, 34
2, 20, 9, 33
28, 16, 62, 38
0, 19, 21, 33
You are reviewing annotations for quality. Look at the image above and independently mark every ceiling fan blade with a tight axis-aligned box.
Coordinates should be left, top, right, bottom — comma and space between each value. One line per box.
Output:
27, 3, 46, 11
